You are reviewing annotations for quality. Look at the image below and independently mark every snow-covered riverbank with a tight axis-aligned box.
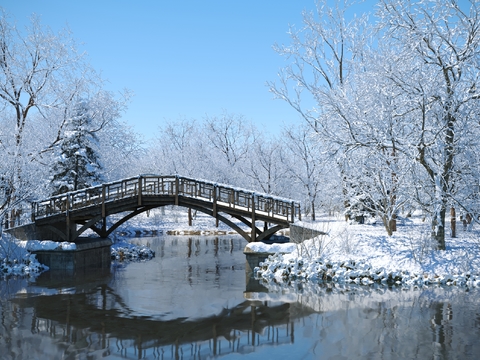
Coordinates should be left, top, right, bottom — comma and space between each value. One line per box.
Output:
250, 214, 480, 288
0, 236, 49, 277
2, 208, 480, 287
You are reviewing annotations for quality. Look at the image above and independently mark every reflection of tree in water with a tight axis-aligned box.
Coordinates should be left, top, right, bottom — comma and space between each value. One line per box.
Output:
184, 237, 241, 287
255, 281, 480, 359
431, 302, 454, 359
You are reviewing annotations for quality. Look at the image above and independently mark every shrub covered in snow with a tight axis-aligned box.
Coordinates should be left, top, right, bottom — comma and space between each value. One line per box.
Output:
255, 253, 480, 287
1, 253, 49, 276
111, 243, 155, 262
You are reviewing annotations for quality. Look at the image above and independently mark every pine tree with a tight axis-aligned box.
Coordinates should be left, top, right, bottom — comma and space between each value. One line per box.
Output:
50, 100, 104, 196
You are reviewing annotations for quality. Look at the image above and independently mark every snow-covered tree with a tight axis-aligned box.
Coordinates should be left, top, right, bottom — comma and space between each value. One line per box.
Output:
270, 0, 480, 249
376, 0, 480, 248
0, 9, 131, 226
268, 0, 376, 221
50, 100, 104, 195
99, 119, 145, 181
203, 112, 255, 185
151, 117, 204, 177
282, 123, 336, 221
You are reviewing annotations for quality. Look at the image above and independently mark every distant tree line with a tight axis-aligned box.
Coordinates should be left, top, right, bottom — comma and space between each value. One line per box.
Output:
141, 113, 338, 221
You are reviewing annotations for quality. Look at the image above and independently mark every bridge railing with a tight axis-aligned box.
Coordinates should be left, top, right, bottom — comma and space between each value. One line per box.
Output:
173, 176, 300, 222
31, 175, 301, 223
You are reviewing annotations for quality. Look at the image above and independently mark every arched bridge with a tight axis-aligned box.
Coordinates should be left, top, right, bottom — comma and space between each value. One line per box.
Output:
8, 175, 301, 243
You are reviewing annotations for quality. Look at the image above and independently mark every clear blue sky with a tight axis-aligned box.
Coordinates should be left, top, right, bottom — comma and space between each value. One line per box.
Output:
2, 0, 373, 141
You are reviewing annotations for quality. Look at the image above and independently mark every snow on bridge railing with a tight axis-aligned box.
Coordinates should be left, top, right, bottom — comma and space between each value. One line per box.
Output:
28, 174, 301, 223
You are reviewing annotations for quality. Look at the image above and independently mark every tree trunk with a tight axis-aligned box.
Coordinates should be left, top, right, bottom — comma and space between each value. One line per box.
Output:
311, 200, 316, 221
382, 215, 393, 236
450, 207, 456, 238
432, 207, 446, 250
389, 214, 397, 233
385, 219, 393, 236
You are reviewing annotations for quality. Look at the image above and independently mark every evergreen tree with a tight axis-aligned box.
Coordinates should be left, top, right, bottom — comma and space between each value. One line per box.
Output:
50, 100, 104, 196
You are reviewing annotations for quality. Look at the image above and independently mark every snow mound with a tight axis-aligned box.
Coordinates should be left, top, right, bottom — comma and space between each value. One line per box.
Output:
255, 253, 480, 287
1, 235, 50, 277
245, 242, 297, 253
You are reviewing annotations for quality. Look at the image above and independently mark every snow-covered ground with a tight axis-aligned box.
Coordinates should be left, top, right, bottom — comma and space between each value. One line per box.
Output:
250, 213, 480, 288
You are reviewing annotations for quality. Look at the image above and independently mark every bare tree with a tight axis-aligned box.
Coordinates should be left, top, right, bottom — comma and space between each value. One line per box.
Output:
203, 112, 255, 185
268, 0, 370, 130
150, 117, 204, 177
244, 135, 289, 196
268, 0, 376, 221
282, 124, 327, 221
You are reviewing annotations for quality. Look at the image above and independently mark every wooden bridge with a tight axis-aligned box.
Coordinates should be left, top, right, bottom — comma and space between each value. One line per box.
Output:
8, 175, 301, 243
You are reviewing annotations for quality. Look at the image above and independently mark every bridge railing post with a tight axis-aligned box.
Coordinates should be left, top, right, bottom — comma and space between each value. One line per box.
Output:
213, 184, 217, 219
31, 203, 35, 222
175, 176, 179, 205
251, 194, 256, 241
138, 176, 143, 206
102, 184, 106, 218
66, 194, 71, 242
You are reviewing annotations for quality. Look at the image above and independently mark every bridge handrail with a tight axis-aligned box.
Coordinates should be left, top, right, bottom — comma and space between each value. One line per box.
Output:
31, 175, 301, 223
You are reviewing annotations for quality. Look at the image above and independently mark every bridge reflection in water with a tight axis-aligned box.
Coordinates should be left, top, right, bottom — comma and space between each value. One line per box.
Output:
2, 254, 480, 359
5, 271, 310, 359
0, 235, 312, 359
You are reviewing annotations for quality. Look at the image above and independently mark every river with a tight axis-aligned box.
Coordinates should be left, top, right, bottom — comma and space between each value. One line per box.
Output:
0, 235, 479, 359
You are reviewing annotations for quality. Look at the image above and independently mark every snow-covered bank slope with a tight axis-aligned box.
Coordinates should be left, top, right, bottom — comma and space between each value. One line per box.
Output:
0, 236, 50, 277
250, 215, 480, 287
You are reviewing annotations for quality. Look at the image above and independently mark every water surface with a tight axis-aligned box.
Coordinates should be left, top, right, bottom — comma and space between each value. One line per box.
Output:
0, 235, 479, 359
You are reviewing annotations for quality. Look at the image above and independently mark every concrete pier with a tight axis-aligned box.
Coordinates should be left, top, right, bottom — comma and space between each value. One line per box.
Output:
244, 247, 275, 276
244, 223, 327, 277
31, 238, 112, 273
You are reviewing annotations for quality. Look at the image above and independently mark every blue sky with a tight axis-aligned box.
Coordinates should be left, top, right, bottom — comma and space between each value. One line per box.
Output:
3, 0, 373, 141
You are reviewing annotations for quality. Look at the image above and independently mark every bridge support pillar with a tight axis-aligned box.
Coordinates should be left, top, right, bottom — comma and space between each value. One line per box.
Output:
31, 238, 112, 273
